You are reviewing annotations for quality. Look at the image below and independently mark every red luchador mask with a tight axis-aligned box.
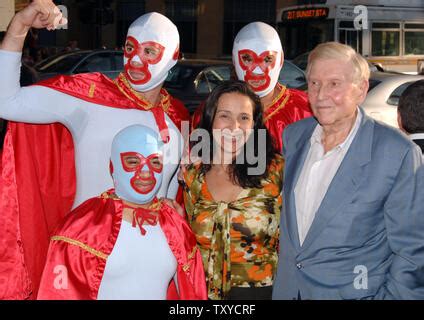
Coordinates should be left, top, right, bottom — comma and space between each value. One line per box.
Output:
237, 49, 278, 92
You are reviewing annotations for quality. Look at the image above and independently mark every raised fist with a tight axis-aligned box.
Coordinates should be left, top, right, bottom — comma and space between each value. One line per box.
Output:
16, 0, 67, 30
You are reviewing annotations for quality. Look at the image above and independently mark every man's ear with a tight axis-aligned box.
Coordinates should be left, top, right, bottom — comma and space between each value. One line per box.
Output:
357, 79, 369, 105
397, 111, 406, 133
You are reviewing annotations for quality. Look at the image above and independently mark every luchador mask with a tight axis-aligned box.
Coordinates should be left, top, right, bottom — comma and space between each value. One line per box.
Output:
111, 125, 164, 204
123, 12, 179, 92
232, 22, 284, 98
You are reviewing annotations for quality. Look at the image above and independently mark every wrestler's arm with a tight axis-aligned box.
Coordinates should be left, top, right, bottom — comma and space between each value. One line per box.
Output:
0, 51, 80, 125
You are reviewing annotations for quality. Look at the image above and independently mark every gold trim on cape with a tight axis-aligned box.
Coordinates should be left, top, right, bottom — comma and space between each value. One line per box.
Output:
51, 236, 108, 260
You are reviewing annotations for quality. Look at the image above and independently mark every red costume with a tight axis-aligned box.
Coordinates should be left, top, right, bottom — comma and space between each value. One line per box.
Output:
0, 72, 189, 300
37, 190, 207, 300
192, 83, 312, 151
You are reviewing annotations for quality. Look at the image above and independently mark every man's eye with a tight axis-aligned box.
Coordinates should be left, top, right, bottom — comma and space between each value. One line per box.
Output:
126, 45, 134, 53
125, 157, 139, 166
264, 56, 274, 63
242, 55, 253, 63
145, 48, 158, 56
150, 158, 162, 168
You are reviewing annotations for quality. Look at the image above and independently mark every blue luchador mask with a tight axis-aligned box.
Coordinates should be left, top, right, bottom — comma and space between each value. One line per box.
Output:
110, 125, 164, 204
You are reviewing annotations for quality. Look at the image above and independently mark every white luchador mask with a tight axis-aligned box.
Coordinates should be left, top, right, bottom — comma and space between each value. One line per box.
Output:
232, 22, 284, 98
123, 12, 179, 92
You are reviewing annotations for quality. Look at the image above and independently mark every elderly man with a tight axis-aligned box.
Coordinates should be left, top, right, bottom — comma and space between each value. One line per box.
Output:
273, 42, 424, 300
0, 1, 188, 299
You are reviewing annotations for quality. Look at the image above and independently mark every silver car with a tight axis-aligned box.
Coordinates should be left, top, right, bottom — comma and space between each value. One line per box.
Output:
362, 72, 424, 128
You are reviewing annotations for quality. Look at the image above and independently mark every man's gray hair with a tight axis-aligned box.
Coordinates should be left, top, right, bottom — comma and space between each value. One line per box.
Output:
306, 42, 370, 84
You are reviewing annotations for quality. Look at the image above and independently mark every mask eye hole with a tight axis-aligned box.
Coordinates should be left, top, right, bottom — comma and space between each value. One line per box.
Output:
144, 46, 160, 59
123, 155, 140, 168
241, 53, 253, 65
125, 42, 135, 54
264, 55, 275, 64
149, 156, 163, 171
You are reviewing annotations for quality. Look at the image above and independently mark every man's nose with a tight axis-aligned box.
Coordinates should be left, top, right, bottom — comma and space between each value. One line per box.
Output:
252, 66, 263, 74
136, 166, 151, 178
317, 84, 328, 100
130, 55, 144, 67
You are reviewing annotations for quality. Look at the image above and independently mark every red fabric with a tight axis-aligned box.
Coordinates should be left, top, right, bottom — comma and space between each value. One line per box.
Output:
263, 87, 312, 152
191, 86, 312, 152
37, 191, 207, 300
0, 122, 75, 300
0, 72, 189, 300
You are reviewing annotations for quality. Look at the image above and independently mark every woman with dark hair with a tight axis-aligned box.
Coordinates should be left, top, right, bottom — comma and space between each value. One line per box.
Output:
182, 80, 284, 300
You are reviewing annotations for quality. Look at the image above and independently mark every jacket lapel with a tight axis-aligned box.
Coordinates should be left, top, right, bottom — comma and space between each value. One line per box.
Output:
298, 109, 374, 254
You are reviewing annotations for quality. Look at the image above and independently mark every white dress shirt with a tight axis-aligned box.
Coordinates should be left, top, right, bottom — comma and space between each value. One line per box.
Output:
294, 109, 362, 245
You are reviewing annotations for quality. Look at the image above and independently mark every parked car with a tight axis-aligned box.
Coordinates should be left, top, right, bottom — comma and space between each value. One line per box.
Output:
34, 49, 124, 80
163, 59, 232, 113
164, 59, 307, 113
362, 72, 424, 128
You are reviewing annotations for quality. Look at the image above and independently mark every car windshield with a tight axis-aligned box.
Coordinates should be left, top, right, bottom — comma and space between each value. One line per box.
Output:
165, 64, 195, 88
35, 52, 87, 73
368, 79, 382, 92
387, 81, 417, 106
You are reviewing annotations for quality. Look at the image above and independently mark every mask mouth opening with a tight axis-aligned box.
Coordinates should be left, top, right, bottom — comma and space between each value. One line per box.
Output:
131, 176, 156, 194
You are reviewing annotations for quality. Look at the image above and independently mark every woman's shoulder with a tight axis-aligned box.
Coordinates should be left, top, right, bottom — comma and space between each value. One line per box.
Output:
183, 162, 203, 188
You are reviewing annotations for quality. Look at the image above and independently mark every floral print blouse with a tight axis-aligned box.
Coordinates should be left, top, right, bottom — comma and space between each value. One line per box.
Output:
183, 155, 284, 300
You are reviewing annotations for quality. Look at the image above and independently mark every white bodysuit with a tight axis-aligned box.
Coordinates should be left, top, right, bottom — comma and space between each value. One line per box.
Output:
97, 221, 177, 300
0, 50, 184, 208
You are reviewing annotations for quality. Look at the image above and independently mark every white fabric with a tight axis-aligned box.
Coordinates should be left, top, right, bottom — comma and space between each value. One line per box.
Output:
294, 109, 362, 245
124, 12, 179, 91
232, 22, 283, 98
0, 50, 182, 208
97, 221, 177, 300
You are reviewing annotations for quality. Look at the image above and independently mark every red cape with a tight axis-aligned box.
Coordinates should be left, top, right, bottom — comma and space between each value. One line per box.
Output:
0, 73, 189, 299
192, 84, 312, 152
37, 191, 207, 300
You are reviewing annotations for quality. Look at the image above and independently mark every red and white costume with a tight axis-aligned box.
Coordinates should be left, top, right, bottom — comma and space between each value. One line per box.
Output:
37, 190, 207, 300
0, 12, 189, 299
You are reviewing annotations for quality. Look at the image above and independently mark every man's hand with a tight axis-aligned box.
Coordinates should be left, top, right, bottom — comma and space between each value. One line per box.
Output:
1, 0, 67, 52
15, 0, 67, 30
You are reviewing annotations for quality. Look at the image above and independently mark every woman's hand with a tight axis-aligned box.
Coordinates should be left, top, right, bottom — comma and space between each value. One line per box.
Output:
163, 198, 185, 217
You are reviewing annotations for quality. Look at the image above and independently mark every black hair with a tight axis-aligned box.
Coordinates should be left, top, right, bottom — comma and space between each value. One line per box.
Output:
193, 80, 278, 189
398, 80, 424, 134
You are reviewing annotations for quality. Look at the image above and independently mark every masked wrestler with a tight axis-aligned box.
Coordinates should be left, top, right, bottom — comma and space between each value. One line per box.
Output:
192, 22, 312, 151
37, 125, 206, 300
0, 1, 188, 299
